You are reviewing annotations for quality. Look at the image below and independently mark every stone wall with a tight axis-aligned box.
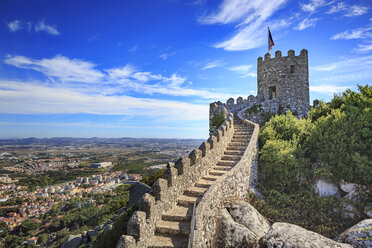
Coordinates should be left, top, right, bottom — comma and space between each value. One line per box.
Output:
257, 49, 309, 117
192, 112, 259, 248
118, 113, 236, 248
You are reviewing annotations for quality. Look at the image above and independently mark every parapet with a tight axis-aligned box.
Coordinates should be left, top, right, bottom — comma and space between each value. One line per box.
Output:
258, 49, 308, 64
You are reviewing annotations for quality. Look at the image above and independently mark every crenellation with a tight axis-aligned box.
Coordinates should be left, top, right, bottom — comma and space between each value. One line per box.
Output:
189, 149, 203, 166
164, 162, 177, 187
226, 97, 234, 106
139, 193, 155, 219
237, 96, 243, 104
151, 178, 168, 201
264, 53, 271, 60
288, 49, 295, 56
275, 50, 282, 58
199, 141, 210, 157
175, 157, 190, 175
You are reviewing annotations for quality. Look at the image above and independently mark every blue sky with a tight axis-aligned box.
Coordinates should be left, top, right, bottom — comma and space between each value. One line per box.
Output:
0, 0, 371, 139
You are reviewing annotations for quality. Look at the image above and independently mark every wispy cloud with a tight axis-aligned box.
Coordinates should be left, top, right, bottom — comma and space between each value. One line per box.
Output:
310, 84, 348, 93
228, 64, 256, 77
129, 45, 138, 54
160, 51, 176, 60
311, 64, 337, 71
311, 55, 372, 83
353, 43, 372, 53
202, 60, 225, 70
7, 20, 22, 32
295, 17, 319, 30
4, 54, 233, 100
0, 80, 208, 121
35, 20, 60, 35
300, 0, 330, 12
5, 55, 103, 83
327, 2, 368, 17
199, 0, 288, 51
331, 26, 372, 40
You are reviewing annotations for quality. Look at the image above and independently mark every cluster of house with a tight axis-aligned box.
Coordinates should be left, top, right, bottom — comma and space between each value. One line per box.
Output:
0, 170, 143, 232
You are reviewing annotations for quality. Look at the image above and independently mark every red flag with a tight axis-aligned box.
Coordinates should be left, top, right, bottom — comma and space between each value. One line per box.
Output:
268, 27, 274, 53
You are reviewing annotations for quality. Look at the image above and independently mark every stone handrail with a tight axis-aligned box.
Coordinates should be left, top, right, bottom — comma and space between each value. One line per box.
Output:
118, 113, 236, 248
191, 108, 259, 248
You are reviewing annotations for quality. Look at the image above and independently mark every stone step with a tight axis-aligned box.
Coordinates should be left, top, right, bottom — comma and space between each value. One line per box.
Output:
221, 155, 241, 161
184, 186, 207, 197
156, 220, 191, 235
217, 160, 236, 166
202, 175, 219, 181
224, 150, 244, 155
194, 179, 213, 188
226, 146, 246, 151
177, 195, 201, 207
232, 138, 249, 143
162, 205, 192, 221
214, 165, 233, 171
234, 131, 251, 135
233, 135, 251, 138
148, 234, 188, 248
209, 169, 226, 176
229, 141, 249, 146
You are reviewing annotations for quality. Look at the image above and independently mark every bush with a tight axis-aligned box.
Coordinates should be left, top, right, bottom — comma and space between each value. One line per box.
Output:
259, 139, 304, 193
210, 113, 225, 130
259, 111, 312, 147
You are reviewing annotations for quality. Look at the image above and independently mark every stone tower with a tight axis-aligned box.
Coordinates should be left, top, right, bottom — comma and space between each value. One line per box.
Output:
257, 49, 310, 117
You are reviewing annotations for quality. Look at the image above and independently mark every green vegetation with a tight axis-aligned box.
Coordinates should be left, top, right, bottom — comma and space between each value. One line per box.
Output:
141, 169, 165, 186
251, 85, 371, 238
112, 158, 158, 173
93, 205, 138, 248
210, 112, 225, 130
13, 167, 104, 190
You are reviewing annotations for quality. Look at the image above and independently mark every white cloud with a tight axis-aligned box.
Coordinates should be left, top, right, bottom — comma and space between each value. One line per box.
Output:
295, 18, 319, 30
311, 55, 372, 83
327, 2, 368, 17
300, 0, 328, 12
199, 0, 288, 51
5, 55, 103, 83
129, 45, 138, 54
310, 84, 348, 93
159, 51, 176, 60
326, 2, 347, 14
0, 80, 209, 121
5, 54, 234, 100
35, 20, 60, 35
7, 20, 23, 32
311, 64, 337, 71
353, 43, 372, 53
202, 60, 225, 70
345, 5, 368, 17
331, 26, 372, 40
228, 64, 256, 77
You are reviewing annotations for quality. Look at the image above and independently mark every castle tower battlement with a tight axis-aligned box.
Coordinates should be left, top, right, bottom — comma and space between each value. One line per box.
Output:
257, 49, 309, 117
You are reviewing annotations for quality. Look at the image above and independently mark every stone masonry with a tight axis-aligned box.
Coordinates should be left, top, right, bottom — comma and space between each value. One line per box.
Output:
209, 49, 310, 130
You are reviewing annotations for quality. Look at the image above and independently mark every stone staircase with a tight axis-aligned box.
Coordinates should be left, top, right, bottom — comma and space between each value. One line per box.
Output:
148, 117, 253, 248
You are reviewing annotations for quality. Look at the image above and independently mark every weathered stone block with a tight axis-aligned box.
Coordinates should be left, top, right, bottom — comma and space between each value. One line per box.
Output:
199, 141, 210, 157
139, 193, 155, 219
151, 178, 168, 201
164, 162, 177, 187
127, 211, 146, 241
175, 156, 190, 175
189, 149, 202, 166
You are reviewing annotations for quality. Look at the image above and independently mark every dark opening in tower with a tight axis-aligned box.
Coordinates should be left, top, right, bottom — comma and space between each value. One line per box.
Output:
269, 86, 276, 100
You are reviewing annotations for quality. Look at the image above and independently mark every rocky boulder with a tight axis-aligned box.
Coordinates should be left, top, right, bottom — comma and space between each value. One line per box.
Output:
61, 235, 82, 248
214, 208, 260, 248
336, 219, 372, 248
228, 200, 270, 238
260, 222, 352, 248
315, 179, 340, 197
